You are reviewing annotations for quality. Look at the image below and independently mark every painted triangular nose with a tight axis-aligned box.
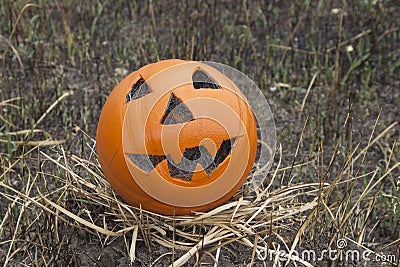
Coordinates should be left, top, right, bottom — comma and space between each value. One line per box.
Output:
161, 93, 195, 125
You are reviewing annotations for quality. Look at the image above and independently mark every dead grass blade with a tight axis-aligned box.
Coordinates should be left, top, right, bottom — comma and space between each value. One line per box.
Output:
34, 91, 73, 128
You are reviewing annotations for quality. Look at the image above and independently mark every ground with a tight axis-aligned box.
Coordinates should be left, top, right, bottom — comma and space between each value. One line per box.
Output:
0, 0, 399, 266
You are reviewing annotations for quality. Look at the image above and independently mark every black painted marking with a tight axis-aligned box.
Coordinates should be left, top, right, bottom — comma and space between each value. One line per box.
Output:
127, 154, 166, 172
167, 145, 214, 181
192, 69, 221, 89
161, 93, 195, 125
126, 78, 151, 102
204, 138, 236, 175
128, 139, 236, 182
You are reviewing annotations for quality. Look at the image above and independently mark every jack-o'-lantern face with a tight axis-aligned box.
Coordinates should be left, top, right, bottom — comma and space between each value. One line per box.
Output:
96, 59, 257, 215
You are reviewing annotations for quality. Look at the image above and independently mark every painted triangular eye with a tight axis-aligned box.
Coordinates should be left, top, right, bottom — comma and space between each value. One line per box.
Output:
127, 154, 166, 172
126, 78, 151, 102
161, 93, 195, 125
192, 69, 221, 89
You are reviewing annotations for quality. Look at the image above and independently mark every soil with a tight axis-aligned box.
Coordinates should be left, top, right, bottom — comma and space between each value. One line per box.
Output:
1, 0, 399, 266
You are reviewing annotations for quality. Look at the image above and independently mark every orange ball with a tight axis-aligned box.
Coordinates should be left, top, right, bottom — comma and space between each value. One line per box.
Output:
96, 59, 257, 215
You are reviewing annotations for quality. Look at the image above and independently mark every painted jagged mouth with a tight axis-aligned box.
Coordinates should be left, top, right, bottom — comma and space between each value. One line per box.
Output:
127, 138, 236, 182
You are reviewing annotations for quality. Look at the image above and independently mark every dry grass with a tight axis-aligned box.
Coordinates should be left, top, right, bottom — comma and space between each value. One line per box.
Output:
0, 128, 321, 266
1, 94, 398, 265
